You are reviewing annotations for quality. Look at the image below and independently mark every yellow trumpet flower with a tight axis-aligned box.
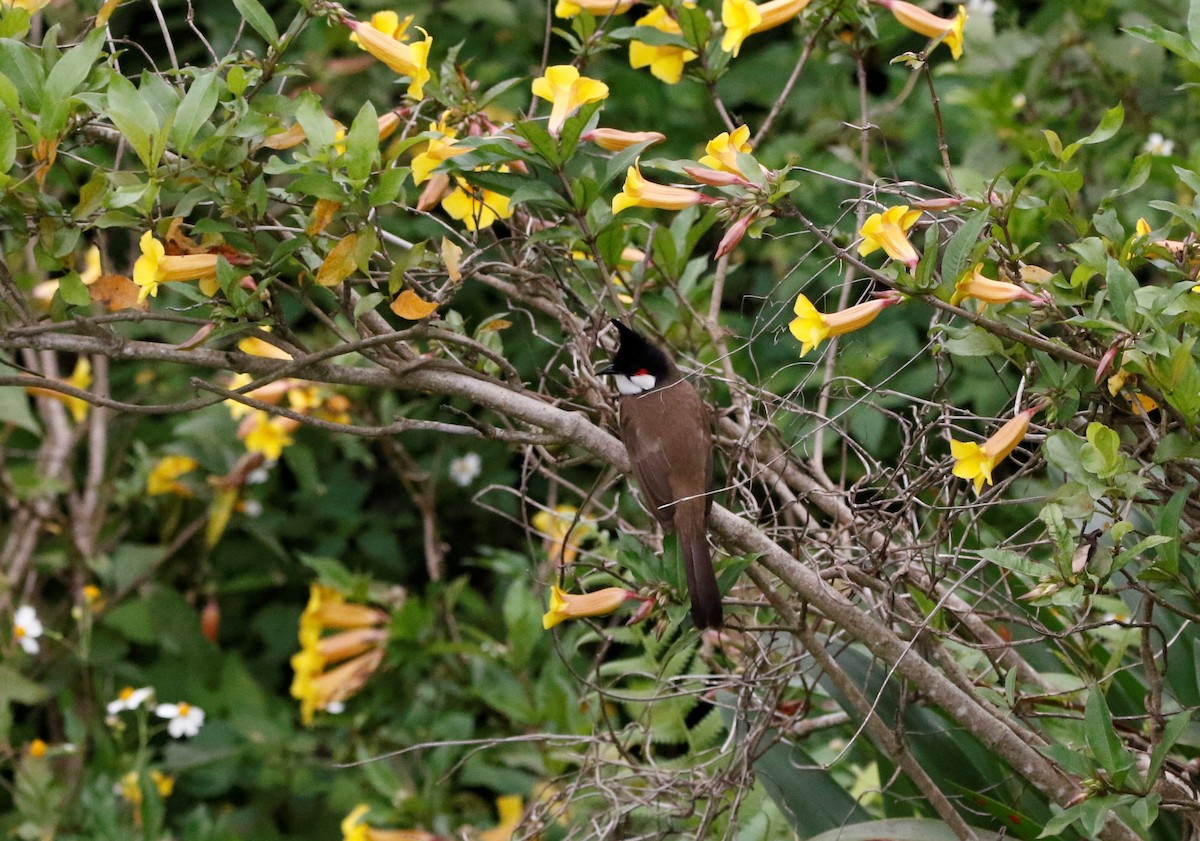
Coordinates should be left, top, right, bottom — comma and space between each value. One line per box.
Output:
345, 12, 432, 100
950, 408, 1036, 495
858, 205, 922, 269
542, 585, 634, 629
788, 291, 901, 356
532, 65, 609, 136
875, 0, 967, 60
613, 160, 707, 214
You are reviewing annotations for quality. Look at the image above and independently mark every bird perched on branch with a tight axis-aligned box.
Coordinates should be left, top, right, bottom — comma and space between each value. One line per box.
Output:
598, 320, 723, 629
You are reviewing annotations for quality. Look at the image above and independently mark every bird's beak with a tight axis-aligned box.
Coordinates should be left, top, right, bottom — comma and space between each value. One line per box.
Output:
597, 363, 616, 376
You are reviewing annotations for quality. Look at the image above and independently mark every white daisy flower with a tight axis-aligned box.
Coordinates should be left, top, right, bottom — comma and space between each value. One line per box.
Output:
1143, 132, 1175, 157
449, 452, 482, 487
13, 605, 43, 654
106, 686, 154, 715
155, 702, 205, 738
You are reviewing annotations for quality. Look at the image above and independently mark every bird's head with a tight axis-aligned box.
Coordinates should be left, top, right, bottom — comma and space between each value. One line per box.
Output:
597, 320, 673, 395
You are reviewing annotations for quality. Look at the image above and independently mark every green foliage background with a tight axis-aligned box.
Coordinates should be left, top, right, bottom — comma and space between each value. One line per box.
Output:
3, 0, 1200, 840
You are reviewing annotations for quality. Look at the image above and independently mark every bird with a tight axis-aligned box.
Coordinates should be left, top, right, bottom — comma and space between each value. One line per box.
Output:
598, 320, 723, 629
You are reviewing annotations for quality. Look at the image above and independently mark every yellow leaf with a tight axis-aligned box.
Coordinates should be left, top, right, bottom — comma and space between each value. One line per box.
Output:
441, 236, 464, 283
206, 487, 238, 548
390, 290, 439, 320
96, 0, 121, 26
316, 234, 359, 287
478, 318, 512, 333
307, 199, 342, 236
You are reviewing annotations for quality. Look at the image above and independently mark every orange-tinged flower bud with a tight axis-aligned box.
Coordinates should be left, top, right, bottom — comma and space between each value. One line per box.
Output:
417, 173, 452, 211
581, 128, 666, 151
682, 166, 753, 187
858, 205, 922, 269
613, 160, 707, 214
377, 108, 404, 142
317, 627, 388, 664
262, 123, 313, 151
201, 597, 221, 644
307, 647, 385, 710
310, 602, 389, 630
909, 196, 964, 211
875, 0, 967, 60
542, 585, 635, 629
951, 264, 1046, 306
950, 407, 1036, 495
716, 212, 755, 258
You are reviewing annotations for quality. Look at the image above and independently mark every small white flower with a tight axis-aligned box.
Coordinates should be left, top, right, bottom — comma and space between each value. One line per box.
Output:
1144, 132, 1175, 157
325, 700, 345, 714
1011, 93, 1027, 110
106, 686, 154, 715
449, 452, 482, 487
241, 499, 263, 518
13, 605, 43, 654
155, 702, 205, 738
966, 0, 996, 20
246, 467, 270, 485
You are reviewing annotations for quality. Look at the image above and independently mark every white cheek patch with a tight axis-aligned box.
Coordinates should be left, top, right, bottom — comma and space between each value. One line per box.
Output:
631, 373, 657, 391
614, 373, 657, 395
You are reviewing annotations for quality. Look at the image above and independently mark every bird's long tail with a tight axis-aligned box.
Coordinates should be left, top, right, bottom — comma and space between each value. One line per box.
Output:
676, 498, 723, 629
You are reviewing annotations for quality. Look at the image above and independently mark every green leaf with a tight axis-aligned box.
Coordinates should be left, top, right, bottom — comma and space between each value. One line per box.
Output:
369, 167, 408, 205
231, 0, 279, 44
1080, 422, 1122, 478
39, 27, 105, 137
941, 209, 990, 288
1104, 257, 1138, 325
1125, 24, 1200, 65
936, 323, 1004, 357
105, 72, 158, 168
1111, 153, 1151, 198
607, 25, 692, 48
0, 109, 13, 175
170, 70, 220, 153
1084, 689, 1135, 781
1148, 712, 1190, 783
57, 271, 90, 306
0, 665, 48, 705
343, 100, 379, 184
514, 118, 560, 166
978, 548, 1056, 578
354, 292, 385, 319
1061, 104, 1124, 163
295, 90, 336, 151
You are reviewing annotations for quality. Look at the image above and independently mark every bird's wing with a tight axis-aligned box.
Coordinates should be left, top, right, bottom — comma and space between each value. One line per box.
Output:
619, 379, 711, 531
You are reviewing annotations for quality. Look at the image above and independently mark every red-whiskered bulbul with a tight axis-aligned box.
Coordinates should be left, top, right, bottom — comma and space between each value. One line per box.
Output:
598, 320, 723, 629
